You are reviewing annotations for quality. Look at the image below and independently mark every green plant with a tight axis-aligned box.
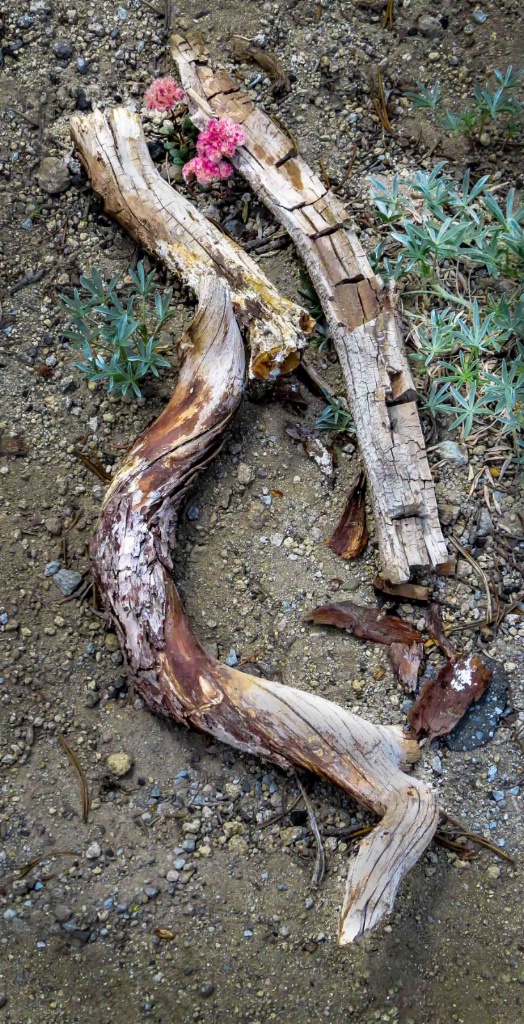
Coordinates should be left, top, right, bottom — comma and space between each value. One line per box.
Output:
298, 270, 332, 349
61, 261, 173, 397
407, 66, 524, 144
157, 115, 198, 169
316, 395, 353, 433
369, 165, 524, 448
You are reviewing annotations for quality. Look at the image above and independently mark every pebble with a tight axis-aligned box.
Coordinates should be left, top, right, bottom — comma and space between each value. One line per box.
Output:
85, 841, 101, 860
53, 568, 83, 596
45, 516, 63, 536
417, 14, 443, 38
53, 904, 73, 923
473, 9, 487, 21
107, 752, 133, 777
44, 560, 61, 577
37, 157, 70, 195
225, 648, 238, 667
200, 983, 215, 998
237, 463, 254, 485
486, 865, 500, 880
54, 39, 73, 59
187, 505, 200, 521
104, 633, 120, 651
436, 441, 468, 466
0, 994, 6, 1008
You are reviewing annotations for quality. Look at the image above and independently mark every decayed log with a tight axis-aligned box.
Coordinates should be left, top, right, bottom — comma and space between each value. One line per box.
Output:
70, 106, 311, 380
171, 33, 448, 583
71, 106, 439, 942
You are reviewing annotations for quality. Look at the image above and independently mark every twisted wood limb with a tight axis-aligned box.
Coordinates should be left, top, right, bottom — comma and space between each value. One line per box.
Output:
171, 33, 448, 583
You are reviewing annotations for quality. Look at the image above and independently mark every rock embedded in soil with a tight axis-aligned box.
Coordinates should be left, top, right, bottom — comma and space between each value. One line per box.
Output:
53, 568, 83, 596
36, 157, 70, 195
107, 752, 133, 777
417, 14, 443, 38
85, 841, 101, 860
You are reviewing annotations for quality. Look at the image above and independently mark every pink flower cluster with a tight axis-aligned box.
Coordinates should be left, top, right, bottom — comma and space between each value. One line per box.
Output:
182, 118, 245, 185
144, 77, 185, 112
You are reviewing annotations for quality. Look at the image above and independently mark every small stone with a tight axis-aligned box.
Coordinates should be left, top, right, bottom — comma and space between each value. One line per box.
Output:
45, 516, 63, 536
270, 533, 284, 547
3, 909, 17, 921
187, 505, 200, 521
237, 463, 254, 485
104, 633, 120, 652
54, 904, 73, 923
473, 8, 487, 21
54, 39, 73, 58
37, 157, 70, 195
166, 870, 180, 883
85, 841, 101, 859
107, 752, 133, 777
53, 568, 83, 596
44, 560, 61, 577
476, 508, 493, 539
0, 993, 6, 1008
200, 983, 215, 998
479, 132, 491, 146
436, 440, 468, 466
417, 14, 443, 37
228, 834, 248, 855
225, 648, 238, 667
486, 864, 500, 880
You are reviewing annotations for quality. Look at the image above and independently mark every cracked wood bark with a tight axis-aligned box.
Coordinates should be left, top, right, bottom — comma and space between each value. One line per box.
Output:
70, 106, 311, 380
171, 33, 448, 583
72, 105, 439, 942
89, 273, 438, 944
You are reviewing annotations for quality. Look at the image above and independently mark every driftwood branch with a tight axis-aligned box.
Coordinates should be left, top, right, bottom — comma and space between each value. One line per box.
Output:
171, 33, 448, 583
71, 108, 440, 942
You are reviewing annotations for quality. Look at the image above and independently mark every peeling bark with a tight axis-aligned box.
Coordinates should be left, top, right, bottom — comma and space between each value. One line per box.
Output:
171, 32, 448, 582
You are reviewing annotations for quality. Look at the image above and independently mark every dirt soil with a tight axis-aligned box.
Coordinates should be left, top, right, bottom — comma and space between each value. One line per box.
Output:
1, 1, 524, 1022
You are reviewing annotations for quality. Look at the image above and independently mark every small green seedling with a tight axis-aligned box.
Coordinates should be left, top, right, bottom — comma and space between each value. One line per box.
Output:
61, 261, 174, 397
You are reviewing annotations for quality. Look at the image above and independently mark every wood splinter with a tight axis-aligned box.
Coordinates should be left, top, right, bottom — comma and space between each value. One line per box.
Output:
71, 107, 440, 943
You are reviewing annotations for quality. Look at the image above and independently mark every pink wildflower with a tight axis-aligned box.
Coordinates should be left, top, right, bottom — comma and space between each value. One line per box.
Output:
182, 156, 233, 185
196, 118, 245, 162
144, 77, 185, 112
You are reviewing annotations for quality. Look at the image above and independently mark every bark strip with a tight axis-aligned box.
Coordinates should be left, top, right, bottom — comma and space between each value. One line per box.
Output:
171, 33, 448, 582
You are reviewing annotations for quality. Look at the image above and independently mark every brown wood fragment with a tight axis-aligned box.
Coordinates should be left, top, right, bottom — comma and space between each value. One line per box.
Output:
389, 641, 423, 692
305, 601, 423, 645
231, 35, 291, 95
171, 33, 447, 583
426, 603, 457, 661
327, 471, 368, 559
374, 576, 430, 603
408, 655, 492, 741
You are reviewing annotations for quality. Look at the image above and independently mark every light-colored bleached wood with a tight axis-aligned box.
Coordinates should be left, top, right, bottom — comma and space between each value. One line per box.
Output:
171, 33, 448, 582
70, 106, 311, 380
83, 259, 438, 942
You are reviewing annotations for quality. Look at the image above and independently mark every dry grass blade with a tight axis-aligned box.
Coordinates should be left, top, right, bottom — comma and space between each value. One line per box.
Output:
382, 0, 395, 29
73, 449, 112, 483
296, 777, 325, 887
448, 536, 493, 624
58, 732, 90, 823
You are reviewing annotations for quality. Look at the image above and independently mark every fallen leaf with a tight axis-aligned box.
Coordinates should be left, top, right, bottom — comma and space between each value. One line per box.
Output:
154, 928, 175, 940
389, 641, 423, 692
408, 654, 492, 741
271, 489, 284, 498
373, 576, 429, 603
304, 601, 422, 645
327, 471, 368, 559
425, 604, 457, 660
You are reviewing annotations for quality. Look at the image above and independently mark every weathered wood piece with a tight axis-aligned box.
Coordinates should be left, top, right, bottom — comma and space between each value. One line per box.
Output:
91, 273, 438, 944
70, 106, 311, 380
171, 33, 448, 583
72, 106, 440, 943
